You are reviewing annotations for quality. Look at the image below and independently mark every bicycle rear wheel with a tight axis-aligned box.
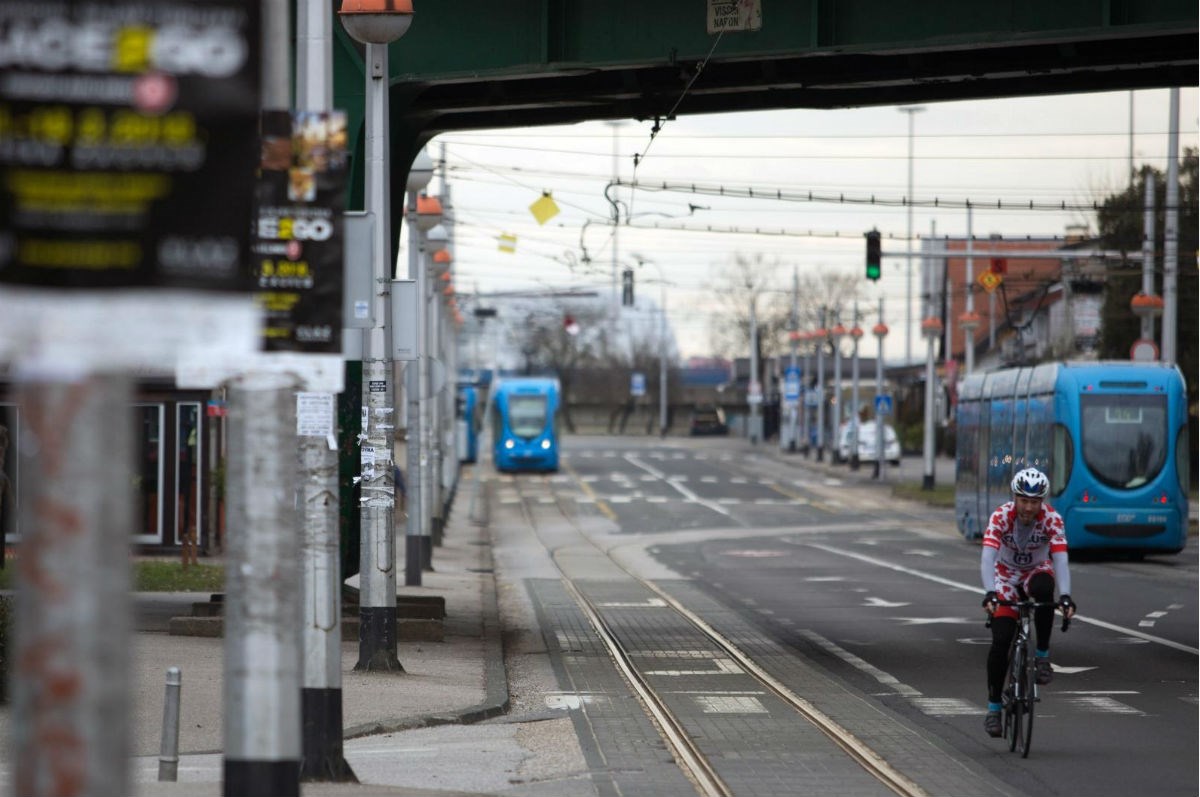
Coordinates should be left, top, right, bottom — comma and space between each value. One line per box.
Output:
1019, 645, 1037, 757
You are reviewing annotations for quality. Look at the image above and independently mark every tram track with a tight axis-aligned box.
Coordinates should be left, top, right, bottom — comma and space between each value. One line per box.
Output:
511, 473, 931, 797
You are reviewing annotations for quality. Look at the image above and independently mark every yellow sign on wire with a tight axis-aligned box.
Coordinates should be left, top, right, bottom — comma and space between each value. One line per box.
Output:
529, 192, 560, 225
497, 233, 516, 253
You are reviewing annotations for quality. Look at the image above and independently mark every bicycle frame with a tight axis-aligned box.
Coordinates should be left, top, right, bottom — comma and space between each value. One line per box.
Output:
988, 599, 1069, 758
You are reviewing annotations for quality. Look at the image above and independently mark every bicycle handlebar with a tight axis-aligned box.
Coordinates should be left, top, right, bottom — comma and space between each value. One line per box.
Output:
983, 599, 1071, 632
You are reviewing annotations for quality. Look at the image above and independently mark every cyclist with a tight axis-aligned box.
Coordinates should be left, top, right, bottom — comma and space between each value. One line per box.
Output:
980, 467, 1077, 738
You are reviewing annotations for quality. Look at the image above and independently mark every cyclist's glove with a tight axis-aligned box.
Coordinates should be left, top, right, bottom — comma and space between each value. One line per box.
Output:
982, 591, 998, 609
1058, 594, 1076, 614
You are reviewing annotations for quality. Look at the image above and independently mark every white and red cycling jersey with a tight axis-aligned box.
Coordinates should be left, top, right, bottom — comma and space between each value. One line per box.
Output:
980, 501, 1070, 611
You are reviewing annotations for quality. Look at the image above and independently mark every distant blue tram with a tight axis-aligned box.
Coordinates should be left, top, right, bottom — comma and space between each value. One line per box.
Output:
457, 385, 479, 464
955, 361, 1189, 554
490, 377, 561, 472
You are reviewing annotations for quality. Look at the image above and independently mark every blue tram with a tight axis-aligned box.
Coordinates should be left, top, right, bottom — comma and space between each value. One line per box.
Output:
457, 384, 479, 464
490, 377, 561, 472
955, 361, 1189, 554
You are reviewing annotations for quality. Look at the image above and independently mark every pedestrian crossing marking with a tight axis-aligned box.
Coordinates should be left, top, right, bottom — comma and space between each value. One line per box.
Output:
912, 698, 978, 716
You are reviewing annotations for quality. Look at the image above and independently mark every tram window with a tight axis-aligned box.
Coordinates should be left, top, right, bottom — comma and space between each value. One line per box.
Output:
1176, 425, 1190, 494
1051, 423, 1072, 496
1080, 394, 1166, 489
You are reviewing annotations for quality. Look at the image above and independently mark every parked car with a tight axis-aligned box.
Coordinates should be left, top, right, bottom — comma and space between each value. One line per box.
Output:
688, 405, 728, 436
837, 421, 901, 465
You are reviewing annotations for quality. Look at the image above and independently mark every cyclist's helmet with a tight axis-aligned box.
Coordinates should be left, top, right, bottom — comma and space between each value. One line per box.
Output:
1011, 467, 1049, 499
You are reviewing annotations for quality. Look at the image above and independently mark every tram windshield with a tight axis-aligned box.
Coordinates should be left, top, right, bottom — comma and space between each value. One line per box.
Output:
1080, 394, 1167, 489
508, 395, 548, 438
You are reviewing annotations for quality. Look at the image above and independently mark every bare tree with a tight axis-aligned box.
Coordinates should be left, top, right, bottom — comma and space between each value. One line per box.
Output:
507, 301, 607, 432
708, 253, 864, 361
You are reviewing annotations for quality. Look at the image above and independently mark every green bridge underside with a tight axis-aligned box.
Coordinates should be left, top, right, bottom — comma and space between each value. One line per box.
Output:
329, 0, 1197, 222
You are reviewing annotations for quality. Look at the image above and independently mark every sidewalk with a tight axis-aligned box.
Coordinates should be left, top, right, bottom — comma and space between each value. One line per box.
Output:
0, 469, 509, 797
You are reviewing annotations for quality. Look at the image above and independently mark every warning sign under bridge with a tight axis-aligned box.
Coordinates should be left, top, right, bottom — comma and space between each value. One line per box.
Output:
707, 0, 762, 34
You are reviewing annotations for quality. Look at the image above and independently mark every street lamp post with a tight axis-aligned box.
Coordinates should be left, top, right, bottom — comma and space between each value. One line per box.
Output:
899, 105, 925, 366
420, 222, 448, 571
849, 310, 863, 470
829, 319, 846, 461
402, 169, 435, 587
873, 305, 888, 480
815, 311, 827, 461
339, 0, 414, 672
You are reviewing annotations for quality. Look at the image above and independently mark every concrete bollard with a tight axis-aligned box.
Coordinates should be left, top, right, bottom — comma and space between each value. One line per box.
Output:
158, 667, 182, 782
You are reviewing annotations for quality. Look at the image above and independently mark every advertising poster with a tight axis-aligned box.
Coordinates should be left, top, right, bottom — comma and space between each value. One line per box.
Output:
254, 110, 346, 353
0, 0, 261, 290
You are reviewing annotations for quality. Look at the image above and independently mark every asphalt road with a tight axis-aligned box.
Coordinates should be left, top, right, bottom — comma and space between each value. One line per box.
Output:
554, 433, 1199, 797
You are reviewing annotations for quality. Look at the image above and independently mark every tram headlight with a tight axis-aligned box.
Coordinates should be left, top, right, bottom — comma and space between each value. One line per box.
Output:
504, 439, 515, 449
540, 439, 551, 449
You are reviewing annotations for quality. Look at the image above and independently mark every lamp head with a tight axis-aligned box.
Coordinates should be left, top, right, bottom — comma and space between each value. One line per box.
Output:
339, 0, 413, 45
407, 148, 434, 193
424, 224, 448, 254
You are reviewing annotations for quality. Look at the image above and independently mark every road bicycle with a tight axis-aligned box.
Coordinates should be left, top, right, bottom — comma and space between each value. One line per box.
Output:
987, 598, 1070, 758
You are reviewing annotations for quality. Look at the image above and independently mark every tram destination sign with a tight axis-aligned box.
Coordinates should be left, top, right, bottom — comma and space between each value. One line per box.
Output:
0, 0, 261, 290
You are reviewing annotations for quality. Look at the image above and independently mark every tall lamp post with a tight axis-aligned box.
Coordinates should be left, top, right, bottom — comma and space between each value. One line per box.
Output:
420, 221, 448, 572
402, 166, 436, 587
872, 305, 888, 480
899, 105, 925, 366
340, 0, 413, 672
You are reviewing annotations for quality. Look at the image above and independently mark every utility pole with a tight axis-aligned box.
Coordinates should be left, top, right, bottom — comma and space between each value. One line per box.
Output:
748, 296, 760, 444
224, 1, 304, 793
873, 300, 888, 480
296, 0, 353, 780
343, 4, 412, 672
1161, 87, 1180, 365
849, 304, 862, 470
899, 105, 925, 366
815, 308, 827, 461
13, 377, 134, 797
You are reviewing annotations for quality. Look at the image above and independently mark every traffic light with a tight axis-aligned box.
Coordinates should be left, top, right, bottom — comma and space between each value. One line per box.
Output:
621, 267, 634, 306
865, 230, 881, 281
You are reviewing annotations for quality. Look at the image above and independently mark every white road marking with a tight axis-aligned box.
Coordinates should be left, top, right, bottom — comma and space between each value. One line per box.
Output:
799, 630, 922, 697
646, 658, 743, 676
809, 542, 1200, 656
596, 598, 667, 608
695, 695, 769, 714
1062, 695, 1144, 715
863, 597, 911, 608
912, 698, 979, 716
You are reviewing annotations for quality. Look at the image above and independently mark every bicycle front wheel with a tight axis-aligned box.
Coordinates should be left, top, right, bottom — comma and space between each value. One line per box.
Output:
1019, 647, 1037, 757
1006, 658, 1022, 752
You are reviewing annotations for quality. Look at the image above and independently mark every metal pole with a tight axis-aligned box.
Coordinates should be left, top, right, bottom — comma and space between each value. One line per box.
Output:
13, 375, 133, 797
295, 0, 353, 780
815, 308, 826, 461
1141, 171, 1157, 344
1161, 87, 1180, 365
800, 335, 810, 456
832, 320, 843, 461
357, 39, 400, 671
404, 189, 423, 587
748, 297, 760, 444
875, 300, 886, 480
850, 304, 861, 470
420, 243, 435, 570
922, 243, 938, 491
158, 668, 182, 782
900, 106, 924, 366
224, 372, 302, 796
659, 283, 668, 436
965, 209, 975, 375
787, 267, 799, 452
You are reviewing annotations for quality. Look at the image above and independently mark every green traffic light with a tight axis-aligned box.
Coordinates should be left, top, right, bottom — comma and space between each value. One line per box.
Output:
866, 262, 881, 281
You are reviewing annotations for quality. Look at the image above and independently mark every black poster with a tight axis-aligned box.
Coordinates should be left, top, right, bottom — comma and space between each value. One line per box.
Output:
0, 0, 261, 290
254, 110, 346, 353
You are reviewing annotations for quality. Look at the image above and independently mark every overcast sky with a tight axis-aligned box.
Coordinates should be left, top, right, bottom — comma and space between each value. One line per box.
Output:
415, 87, 1198, 363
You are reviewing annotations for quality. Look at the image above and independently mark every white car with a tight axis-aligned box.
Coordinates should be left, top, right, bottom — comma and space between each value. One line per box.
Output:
837, 421, 901, 465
